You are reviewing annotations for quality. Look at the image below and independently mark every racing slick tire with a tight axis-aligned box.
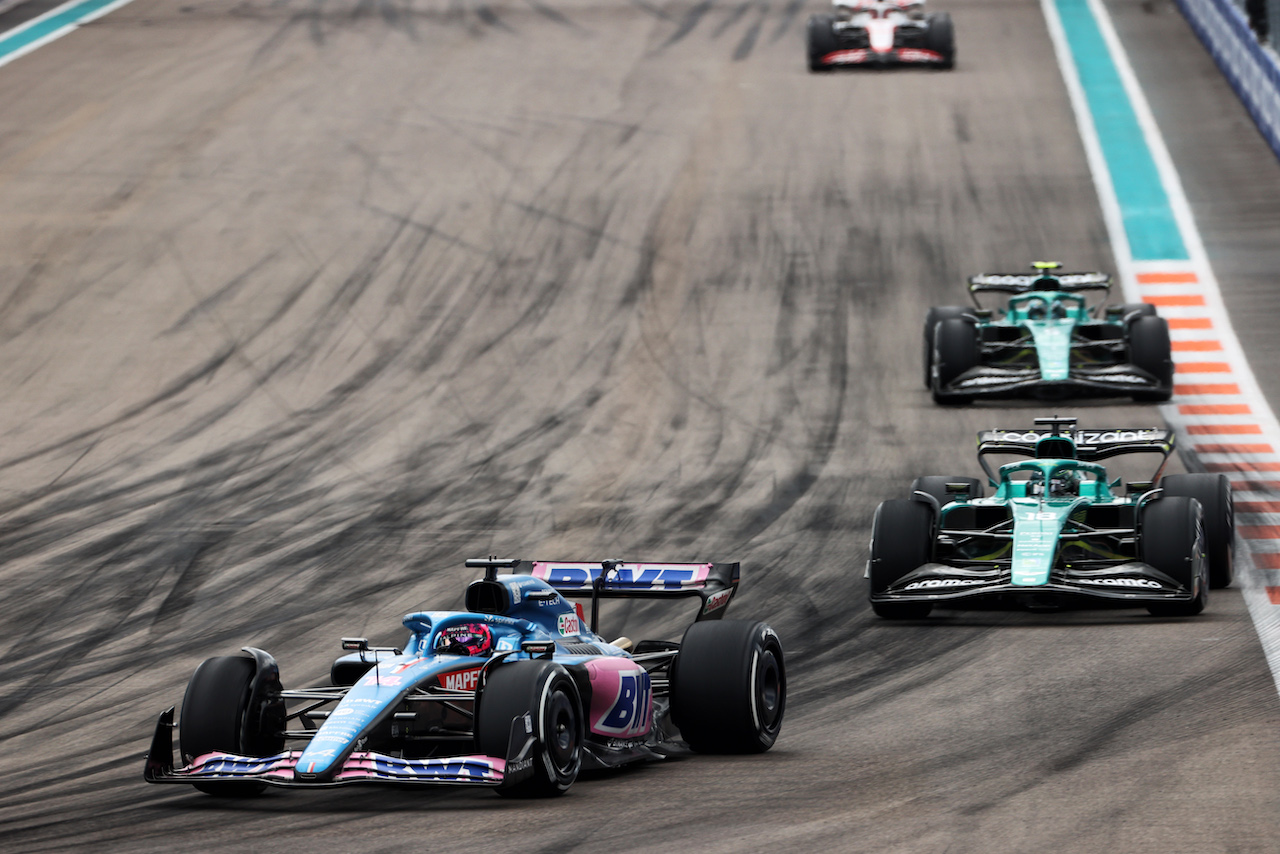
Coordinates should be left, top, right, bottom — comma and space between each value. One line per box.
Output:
806, 14, 839, 72
869, 499, 934, 619
925, 11, 955, 69
931, 317, 979, 405
180, 655, 281, 796
671, 620, 785, 754
1115, 302, 1157, 324
910, 475, 986, 506
923, 306, 971, 388
1141, 496, 1209, 617
1128, 314, 1173, 402
477, 660, 583, 797
1160, 473, 1234, 588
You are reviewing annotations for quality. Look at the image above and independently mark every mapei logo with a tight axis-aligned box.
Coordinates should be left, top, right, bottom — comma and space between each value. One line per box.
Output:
438, 667, 482, 691
558, 612, 581, 636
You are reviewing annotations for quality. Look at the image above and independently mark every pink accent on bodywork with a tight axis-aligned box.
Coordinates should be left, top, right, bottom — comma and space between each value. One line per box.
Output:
585, 658, 653, 738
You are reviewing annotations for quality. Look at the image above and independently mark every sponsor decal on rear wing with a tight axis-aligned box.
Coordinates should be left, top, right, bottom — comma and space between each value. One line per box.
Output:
977, 427, 1174, 456
967, 272, 1111, 292
975, 427, 1175, 483
526, 560, 740, 623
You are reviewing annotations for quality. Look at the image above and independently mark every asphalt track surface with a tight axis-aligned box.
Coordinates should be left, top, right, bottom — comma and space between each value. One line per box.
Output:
1, 1, 1279, 852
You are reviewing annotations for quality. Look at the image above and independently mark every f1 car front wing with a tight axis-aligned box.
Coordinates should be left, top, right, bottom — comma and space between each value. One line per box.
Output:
940, 364, 1168, 398
870, 561, 1197, 607
816, 47, 945, 67
143, 707, 536, 789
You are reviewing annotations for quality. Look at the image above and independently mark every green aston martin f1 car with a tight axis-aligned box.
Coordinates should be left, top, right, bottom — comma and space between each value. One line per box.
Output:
867, 417, 1233, 619
924, 263, 1173, 404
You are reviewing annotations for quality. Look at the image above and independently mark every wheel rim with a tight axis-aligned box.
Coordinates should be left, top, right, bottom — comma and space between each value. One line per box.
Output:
544, 689, 579, 776
755, 649, 782, 731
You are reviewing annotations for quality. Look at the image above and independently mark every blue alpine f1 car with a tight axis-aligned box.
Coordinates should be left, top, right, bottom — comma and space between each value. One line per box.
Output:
867, 418, 1233, 619
144, 559, 785, 797
924, 263, 1173, 404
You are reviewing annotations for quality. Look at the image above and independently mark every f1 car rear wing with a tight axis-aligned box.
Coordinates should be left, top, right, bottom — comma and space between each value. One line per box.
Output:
464, 558, 740, 631
967, 272, 1111, 306
975, 419, 1175, 484
967, 272, 1111, 292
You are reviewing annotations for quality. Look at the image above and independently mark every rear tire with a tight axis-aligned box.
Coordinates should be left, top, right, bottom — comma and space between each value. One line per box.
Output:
180, 655, 276, 797
806, 14, 839, 72
925, 11, 955, 68
1141, 496, 1208, 617
923, 306, 970, 388
910, 475, 986, 506
1129, 315, 1173, 402
671, 620, 785, 753
477, 661, 583, 797
869, 499, 935, 619
1160, 473, 1233, 588
1115, 302, 1157, 323
931, 317, 979, 405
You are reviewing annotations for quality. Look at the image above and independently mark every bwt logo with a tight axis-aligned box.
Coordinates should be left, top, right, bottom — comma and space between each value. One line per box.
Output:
541, 566, 700, 590
596, 672, 653, 737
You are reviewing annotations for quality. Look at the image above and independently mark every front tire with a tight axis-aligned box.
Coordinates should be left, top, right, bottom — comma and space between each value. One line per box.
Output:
1160, 473, 1233, 588
476, 661, 583, 797
910, 475, 986, 506
869, 499, 935, 619
671, 620, 785, 753
806, 14, 839, 72
925, 11, 955, 68
931, 317, 979, 405
1141, 496, 1208, 617
180, 655, 279, 796
922, 306, 970, 388
1129, 315, 1173, 402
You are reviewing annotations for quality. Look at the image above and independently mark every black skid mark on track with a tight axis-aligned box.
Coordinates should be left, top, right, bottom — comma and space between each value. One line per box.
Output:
522, 0, 584, 31
771, 0, 805, 41
712, 1, 751, 38
163, 252, 279, 335
627, 0, 674, 19
475, 1, 516, 31
733, 2, 769, 60
661, 0, 714, 48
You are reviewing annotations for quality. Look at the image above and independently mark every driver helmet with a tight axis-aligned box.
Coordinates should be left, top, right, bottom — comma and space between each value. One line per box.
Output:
1049, 471, 1081, 498
434, 622, 494, 657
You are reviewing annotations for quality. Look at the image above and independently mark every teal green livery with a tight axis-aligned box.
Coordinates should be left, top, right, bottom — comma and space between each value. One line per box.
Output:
924, 263, 1173, 404
867, 418, 1233, 619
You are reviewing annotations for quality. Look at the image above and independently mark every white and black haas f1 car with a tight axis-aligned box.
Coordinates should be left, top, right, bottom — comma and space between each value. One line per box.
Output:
867, 418, 1233, 619
807, 0, 955, 71
144, 559, 785, 797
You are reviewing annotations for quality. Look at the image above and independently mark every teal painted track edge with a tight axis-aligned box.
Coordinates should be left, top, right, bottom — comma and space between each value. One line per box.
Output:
0, 0, 123, 62
1053, 0, 1188, 261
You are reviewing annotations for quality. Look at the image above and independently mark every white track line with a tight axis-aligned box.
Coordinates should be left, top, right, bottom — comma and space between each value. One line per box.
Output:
1043, 0, 1280, 692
